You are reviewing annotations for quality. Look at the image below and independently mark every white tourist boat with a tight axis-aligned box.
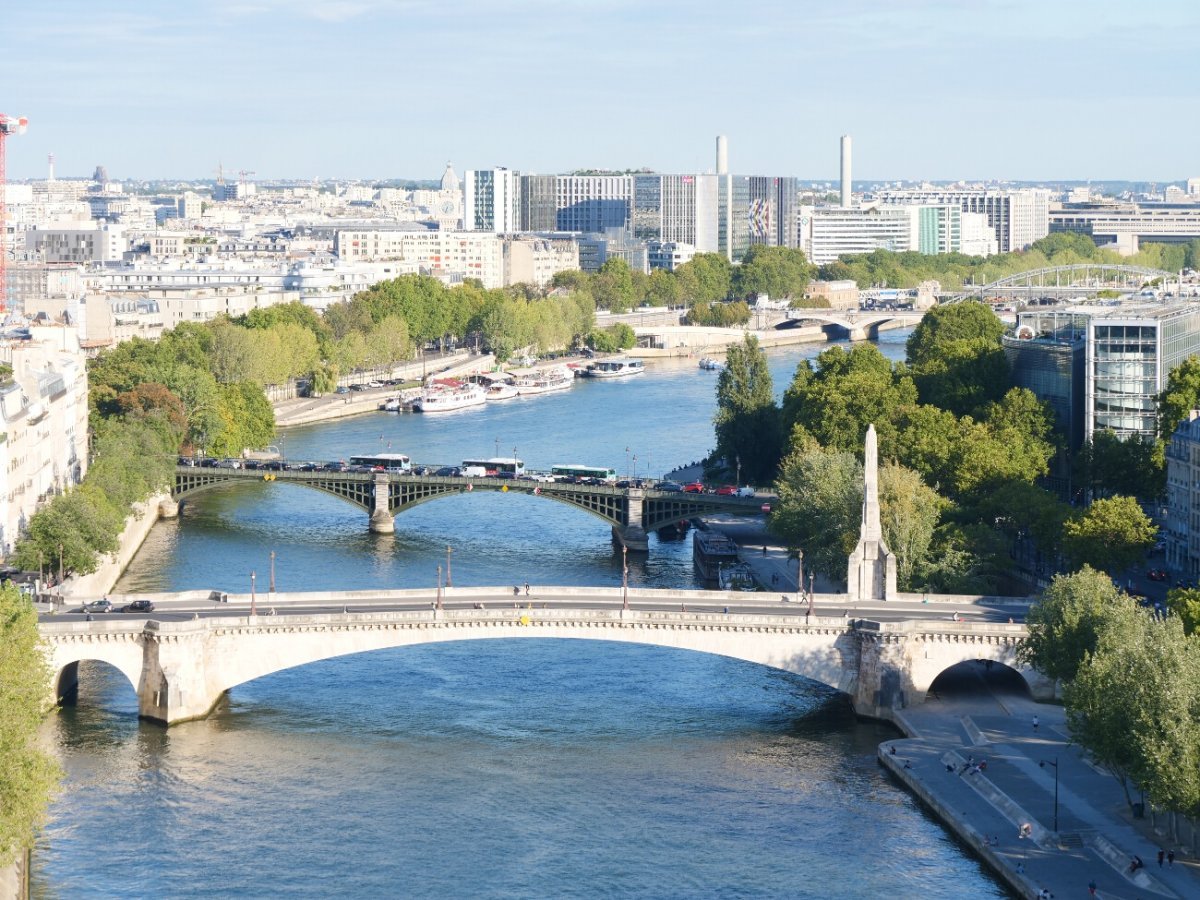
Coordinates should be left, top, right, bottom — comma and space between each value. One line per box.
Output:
718, 562, 758, 592
584, 358, 645, 379
513, 366, 574, 396
485, 381, 520, 402
379, 397, 403, 412
411, 382, 487, 413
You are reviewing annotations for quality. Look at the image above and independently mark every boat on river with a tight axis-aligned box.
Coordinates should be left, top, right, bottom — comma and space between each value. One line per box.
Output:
698, 357, 725, 371
513, 366, 574, 395
692, 529, 740, 583
485, 381, 520, 401
411, 381, 486, 413
718, 562, 757, 592
584, 358, 645, 379
379, 397, 403, 412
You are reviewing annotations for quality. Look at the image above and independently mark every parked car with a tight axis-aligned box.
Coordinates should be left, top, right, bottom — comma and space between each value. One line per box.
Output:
178, 456, 199, 467
682, 482, 706, 493
714, 485, 738, 496
121, 599, 156, 613
215, 459, 242, 469
735, 486, 755, 497
433, 466, 461, 477
1147, 568, 1168, 582
656, 480, 683, 492
334, 386, 350, 395
82, 599, 113, 614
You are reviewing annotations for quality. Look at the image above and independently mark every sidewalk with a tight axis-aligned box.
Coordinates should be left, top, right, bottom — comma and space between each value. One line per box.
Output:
881, 671, 1200, 899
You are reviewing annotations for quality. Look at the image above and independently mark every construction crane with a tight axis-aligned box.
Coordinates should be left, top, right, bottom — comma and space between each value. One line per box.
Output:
0, 113, 29, 314
238, 169, 255, 185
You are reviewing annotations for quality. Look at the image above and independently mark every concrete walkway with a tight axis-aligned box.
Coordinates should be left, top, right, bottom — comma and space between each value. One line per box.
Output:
880, 668, 1200, 899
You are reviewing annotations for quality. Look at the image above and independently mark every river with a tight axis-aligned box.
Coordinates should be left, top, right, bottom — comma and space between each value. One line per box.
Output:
32, 329, 1009, 898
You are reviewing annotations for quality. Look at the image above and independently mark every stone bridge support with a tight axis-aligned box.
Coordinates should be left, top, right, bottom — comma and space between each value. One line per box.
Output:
369, 473, 394, 533
613, 488, 649, 552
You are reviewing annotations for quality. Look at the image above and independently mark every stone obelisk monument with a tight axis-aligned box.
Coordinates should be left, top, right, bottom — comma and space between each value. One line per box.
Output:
847, 423, 897, 601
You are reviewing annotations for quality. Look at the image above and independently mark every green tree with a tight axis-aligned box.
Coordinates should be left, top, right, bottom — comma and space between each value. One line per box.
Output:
732, 246, 814, 300
1019, 565, 1124, 683
645, 269, 683, 307
1166, 587, 1200, 636
687, 300, 752, 327
1158, 356, 1200, 441
714, 335, 781, 484
879, 462, 944, 590
771, 445, 862, 579
593, 258, 636, 312
0, 584, 61, 866
1074, 430, 1165, 500
13, 485, 124, 577
906, 302, 1010, 416
675, 253, 732, 305
1061, 495, 1156, 573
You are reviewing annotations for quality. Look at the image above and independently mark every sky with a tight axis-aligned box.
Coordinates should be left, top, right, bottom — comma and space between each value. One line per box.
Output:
2, 0, 1197, 183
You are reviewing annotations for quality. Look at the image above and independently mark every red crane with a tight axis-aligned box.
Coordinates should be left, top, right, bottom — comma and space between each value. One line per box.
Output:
0, 113, 29, 313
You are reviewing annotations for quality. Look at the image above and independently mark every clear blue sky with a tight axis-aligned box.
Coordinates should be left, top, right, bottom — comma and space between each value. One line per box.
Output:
3, 0, 1197, 182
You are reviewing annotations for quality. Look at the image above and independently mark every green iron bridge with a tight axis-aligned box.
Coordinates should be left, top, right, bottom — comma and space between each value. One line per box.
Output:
172, 467, 769, 551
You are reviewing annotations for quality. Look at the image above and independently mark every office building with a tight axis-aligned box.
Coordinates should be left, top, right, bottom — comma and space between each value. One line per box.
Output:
646, 240, 695, 272
464, 168, 520, 232
1050, 202, 1200, 253
798, 204, 920, 263
876, 188, 1052, 252
554, 175, 633, 233
24, 224, 128, 263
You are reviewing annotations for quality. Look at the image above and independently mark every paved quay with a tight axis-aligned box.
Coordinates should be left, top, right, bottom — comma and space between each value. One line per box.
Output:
877, 667, 1199, 899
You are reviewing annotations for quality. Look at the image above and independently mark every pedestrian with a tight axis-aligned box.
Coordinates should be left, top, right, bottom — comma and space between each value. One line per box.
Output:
761, 545, 767, 556
524, 581, 530, 596
1032, 714, 1039, 731
771, 572, 778, 586
1158, 848, 1165, 867
85, 612, 92, 622
1168, 849, 1175, 866
1088, 880, 1096, 897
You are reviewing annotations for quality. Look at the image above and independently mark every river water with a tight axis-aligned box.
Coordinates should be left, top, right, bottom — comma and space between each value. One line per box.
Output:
32, 329, 1009, 898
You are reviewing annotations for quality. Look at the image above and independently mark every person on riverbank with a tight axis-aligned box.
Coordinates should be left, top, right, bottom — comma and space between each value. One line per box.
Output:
1032, 714, 1039, 731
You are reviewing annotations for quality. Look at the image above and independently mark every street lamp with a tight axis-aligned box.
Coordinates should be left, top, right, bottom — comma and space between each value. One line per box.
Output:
632, 455, 638, 480
436, 564, 443, 609
1039, 757, 1059, 832
269, 550, 276, 593
625, 446, 630, 478
622, 544, 629, 609
250, 570, 257, 615
446, 545, 453, 587
58, 542, 64, 586
494, 436, 500, 458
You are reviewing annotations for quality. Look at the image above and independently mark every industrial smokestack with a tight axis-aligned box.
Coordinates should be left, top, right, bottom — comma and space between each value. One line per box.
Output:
716, 135, 728, 175
47, 153, 55, 183
840, 135, 852, 208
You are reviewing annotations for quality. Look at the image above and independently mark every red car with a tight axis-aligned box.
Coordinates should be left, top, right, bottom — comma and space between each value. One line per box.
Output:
682, 481, 706, 493
714, 485, 737, 496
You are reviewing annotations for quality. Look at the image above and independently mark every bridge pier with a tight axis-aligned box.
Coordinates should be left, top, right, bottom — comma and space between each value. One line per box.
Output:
369, 474, 394, 534
615, 488, 649, 551
137, 622, 225, 725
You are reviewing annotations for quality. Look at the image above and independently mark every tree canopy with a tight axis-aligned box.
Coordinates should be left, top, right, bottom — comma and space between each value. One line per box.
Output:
713, 335, 781, 485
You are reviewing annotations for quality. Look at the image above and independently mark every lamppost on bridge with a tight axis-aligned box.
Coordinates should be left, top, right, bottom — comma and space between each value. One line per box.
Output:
1039, 756, 1059, 833
494, 436, 500, 458
250, 570, 257, 616
632, 455, 637, 481
625, 446, 630, 478
269, 550, 276, 593
446, 545, 453, 587
436, 564, 443, 609
736, 455, 741, 488
622, 544, 629, 610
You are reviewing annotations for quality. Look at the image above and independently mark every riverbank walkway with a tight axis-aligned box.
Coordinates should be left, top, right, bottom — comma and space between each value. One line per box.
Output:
880, 668, 1200, 899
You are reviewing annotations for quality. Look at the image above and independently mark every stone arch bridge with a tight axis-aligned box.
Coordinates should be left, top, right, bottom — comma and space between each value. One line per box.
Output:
40, 596, 1048, 728
173, 467, 766, 551
777, 309, 925, 341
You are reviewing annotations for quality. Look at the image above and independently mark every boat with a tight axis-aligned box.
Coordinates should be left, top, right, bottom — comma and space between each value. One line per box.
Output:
698, 357, 725, 371
692, 529, 740, 583
584, 358, 645, 379
379, 397, 403, 412
411, 381, 487, 413
485, 381, 520, 402
513, 366, 574, 396
718, 562, 758, 592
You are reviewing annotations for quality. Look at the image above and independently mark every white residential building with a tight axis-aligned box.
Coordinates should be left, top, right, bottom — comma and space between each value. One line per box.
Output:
646, 241, 696, 272
334, 229, 507, 288
464, 168, 520, 233
875, 188, 1052, 252
799, 205, 920, 264
0, 327, 89, 557
24, 223, 128, 263
503, 236, 579, 288
960, 212, 999, 257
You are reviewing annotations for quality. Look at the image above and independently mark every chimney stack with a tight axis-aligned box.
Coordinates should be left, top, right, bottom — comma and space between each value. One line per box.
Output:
840, 135, 852, 207
716, 135, 729, 176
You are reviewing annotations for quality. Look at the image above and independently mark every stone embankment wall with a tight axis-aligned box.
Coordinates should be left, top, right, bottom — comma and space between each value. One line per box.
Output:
58, 493, 174, 601
0, 849, 29, 900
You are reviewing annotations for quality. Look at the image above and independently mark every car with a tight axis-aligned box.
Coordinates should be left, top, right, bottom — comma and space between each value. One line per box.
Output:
82, 599, 113, 614
433, 466, 461, 477
334, 386, 350, 395
121, 599, 156, 613
295, 462, 318, 472
735, 486, 755, 498
367, 381, 383, 389
682, 482, 706, 493
349, 383, 369, 392
495, 471, 516, 479
199, 457, 220, 468
178, 456, 199, 467
714, 485, 737, 496
656, 480, 683, 492
215, 459, 242, 469
1147, 569, 1168, 582
321, 461, 349, 472
261, 461, 284, 471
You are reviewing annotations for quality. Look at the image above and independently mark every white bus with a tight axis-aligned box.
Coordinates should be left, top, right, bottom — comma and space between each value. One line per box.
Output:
348, 453, 412, 473
461, 457, 525, 477
551, 464, 617, 483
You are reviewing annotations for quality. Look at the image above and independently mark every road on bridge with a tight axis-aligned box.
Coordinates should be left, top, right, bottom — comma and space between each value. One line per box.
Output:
46, 589, 1030, 626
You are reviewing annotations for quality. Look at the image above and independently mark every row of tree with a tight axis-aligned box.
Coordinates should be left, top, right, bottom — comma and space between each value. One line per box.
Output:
1021, 568, 1200, 821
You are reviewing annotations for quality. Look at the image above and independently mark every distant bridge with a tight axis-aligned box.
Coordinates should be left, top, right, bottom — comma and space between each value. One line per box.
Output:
778, 308, 925, 341
172, 467, 767, 551
40, 591, 1047, 727
943, 264, 1175, 303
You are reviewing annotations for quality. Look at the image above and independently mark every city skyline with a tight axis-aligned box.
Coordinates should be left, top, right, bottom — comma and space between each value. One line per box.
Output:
2, 0, 1198, 182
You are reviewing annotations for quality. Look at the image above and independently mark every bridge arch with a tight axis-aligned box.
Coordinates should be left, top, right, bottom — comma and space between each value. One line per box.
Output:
944, 263, 1175, 303
46, 630, 145, 706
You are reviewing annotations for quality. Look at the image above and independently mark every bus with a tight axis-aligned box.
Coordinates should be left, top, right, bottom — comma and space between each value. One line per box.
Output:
461, 457, 525, 477
550, 464, 617, 483
348, 453, 412, 473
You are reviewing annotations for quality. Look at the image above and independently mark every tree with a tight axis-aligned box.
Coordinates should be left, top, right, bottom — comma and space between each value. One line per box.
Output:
1019, 565, 1124, 682
675, 253, 732, 305
593, 258, 636, 312
687, 300, 751, 327
878, 462, 943, 590
732, 246, 813, 300
1074, 430, 1165, 501
1166, 587, 1200, 635
13, 485, 124, 577
1158, 356, 1200, 442
714, 335, 781, 484
906, 302, 1010, 416
0, 584, 61, 866
644, 269, 683, 307
1061, 495, 1156, 573
906, 301, 1006, 366
771, 445, 862, 579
